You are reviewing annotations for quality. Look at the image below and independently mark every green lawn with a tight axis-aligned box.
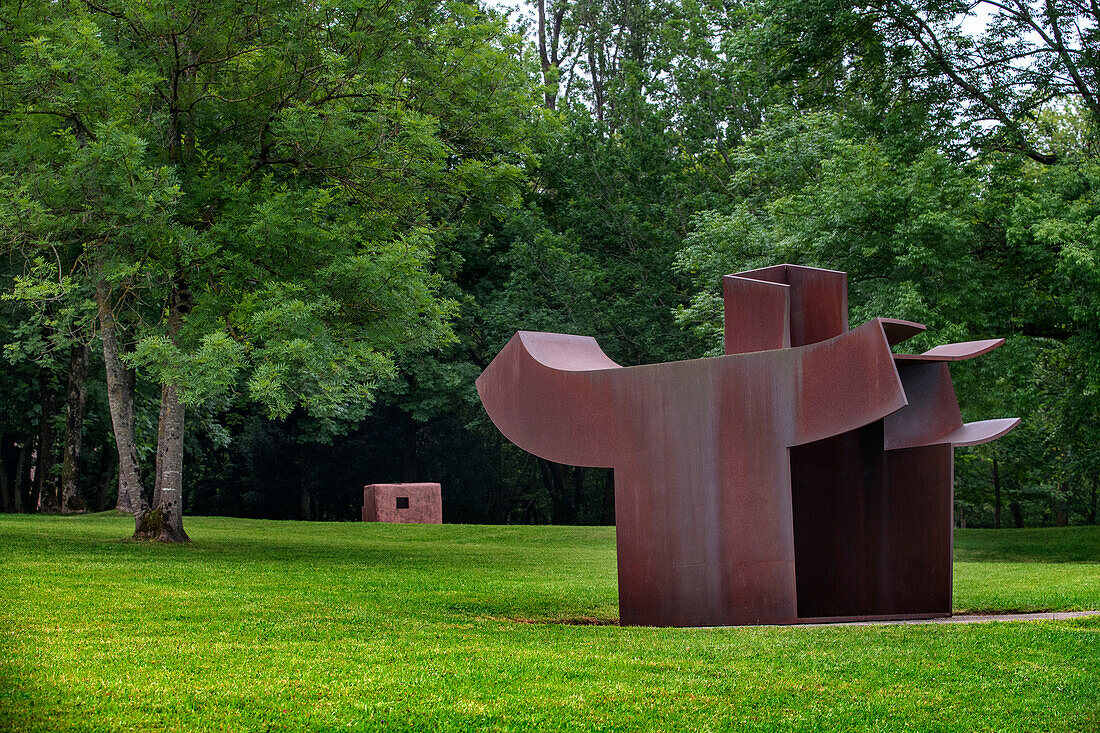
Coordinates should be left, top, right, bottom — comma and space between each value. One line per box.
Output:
1, 515, 1098, 732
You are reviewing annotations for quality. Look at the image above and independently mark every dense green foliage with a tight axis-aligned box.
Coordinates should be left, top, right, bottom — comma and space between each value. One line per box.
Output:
1, 0, 1098, 527
1, 515, 1098, 731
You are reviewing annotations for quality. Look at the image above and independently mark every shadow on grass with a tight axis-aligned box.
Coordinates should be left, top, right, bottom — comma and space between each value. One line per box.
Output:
506, 616, 619, 626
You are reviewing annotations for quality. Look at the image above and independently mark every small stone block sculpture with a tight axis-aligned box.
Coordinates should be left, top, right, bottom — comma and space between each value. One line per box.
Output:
362, 483, 443, 524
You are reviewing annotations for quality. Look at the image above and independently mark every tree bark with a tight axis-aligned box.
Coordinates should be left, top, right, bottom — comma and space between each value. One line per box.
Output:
152, 388, 169, 511
150, 281, 189, 542
153, 379, 187, 540
60, 343, 90, 514
33, 368, 59, 512
114, 364, 139, 514
96, 279, 149, 534
537, 0, 565, 109
588, 40, 605, 123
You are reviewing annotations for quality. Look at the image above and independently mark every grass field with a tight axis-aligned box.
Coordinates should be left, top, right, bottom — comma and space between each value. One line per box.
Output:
1, 514, 1098, 732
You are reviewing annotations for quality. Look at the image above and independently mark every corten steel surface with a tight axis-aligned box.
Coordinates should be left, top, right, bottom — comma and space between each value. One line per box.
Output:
477, 264, 1019, 627
362, 483, 442, 524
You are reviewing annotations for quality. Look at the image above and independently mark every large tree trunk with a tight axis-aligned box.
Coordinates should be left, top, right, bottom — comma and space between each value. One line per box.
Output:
60, 344, 90, 514
96, 279, 149, 534
150, 282, 189, 542
114, 364, 139, 514
152, 390, 169, 510
33, 368, 59, 512
153, 380, 187, 540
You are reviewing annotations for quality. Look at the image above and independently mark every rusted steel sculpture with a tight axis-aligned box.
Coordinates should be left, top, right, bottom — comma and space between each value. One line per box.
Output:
362, 483, 443, 524
477, 265, 1019, 627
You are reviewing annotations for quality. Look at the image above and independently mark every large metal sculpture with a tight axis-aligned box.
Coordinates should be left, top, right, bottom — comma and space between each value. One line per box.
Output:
477, 265, 1018, 626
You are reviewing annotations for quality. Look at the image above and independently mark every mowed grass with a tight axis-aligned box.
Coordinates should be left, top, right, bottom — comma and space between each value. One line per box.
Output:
0, 515, 1098, 732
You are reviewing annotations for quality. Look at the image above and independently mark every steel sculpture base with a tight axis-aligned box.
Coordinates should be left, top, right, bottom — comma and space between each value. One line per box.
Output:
477, 265, 1018, 626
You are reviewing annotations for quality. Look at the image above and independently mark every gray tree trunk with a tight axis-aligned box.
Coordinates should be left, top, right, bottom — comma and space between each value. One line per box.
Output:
114, 365, 139, 514
96, 279, 149, 534
60, 344, 90, 514
152, 393, 168, 510
151, 282, 189, 542
537, 0, 565, 110
153, 381, 187, 541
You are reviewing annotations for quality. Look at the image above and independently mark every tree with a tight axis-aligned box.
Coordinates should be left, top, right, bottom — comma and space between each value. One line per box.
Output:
746, 0, 1100, 162
0, 0, 537, 539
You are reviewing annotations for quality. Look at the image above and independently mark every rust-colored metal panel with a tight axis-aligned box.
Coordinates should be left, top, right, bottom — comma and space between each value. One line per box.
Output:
894, 338, 1005, 364
363, 483, 442, 524
729, 264, 847, 348
939, 418, 1021, 447
474, 332, 620, 468
878, 318, 927, 346
783, 265, 848, 346
723, 275, 789, 355
884, 363, 963, 450
477, 264, 1018, 627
